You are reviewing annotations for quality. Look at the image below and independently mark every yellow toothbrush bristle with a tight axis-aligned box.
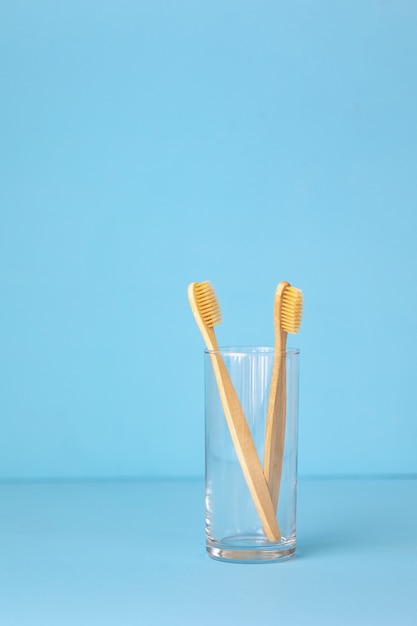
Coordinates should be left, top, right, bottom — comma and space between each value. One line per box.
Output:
281, 285, 303, 333
194, 281, 222, 328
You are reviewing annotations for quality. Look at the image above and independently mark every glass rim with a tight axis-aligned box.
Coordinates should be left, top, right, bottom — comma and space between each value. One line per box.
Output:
204, 346, 300, 356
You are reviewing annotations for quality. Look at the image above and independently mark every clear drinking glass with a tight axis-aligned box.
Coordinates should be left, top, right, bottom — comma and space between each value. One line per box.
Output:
204, 346, 299, 563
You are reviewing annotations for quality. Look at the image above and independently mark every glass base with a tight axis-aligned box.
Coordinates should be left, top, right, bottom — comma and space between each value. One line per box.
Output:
206, 535, 296, 564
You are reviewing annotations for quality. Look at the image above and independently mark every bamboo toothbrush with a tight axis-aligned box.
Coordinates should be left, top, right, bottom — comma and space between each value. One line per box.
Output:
188, 281, 281, 542
264, 281, 303, 512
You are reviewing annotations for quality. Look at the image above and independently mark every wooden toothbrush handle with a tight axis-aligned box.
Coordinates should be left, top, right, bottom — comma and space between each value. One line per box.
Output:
264, 331, 287, 512
264, 353, 287, 511
210, 352, 281, 542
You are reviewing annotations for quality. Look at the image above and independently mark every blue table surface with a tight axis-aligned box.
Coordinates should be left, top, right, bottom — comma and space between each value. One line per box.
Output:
0, 477, 416, 625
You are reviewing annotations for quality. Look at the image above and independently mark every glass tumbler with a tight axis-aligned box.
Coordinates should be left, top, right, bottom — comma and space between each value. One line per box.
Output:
204, 346, 299, 563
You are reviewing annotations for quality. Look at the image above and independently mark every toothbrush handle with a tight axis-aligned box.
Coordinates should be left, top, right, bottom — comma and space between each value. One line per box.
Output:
264, 350, 287, 511
210, 352, 281, 542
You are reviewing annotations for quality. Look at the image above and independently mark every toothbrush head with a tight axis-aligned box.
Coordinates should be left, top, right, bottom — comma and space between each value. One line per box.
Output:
188, 281, 222, 329
280, 284, 303, 334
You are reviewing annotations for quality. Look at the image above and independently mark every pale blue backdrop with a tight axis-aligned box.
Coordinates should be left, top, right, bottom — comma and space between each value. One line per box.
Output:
1, 0, 416, 479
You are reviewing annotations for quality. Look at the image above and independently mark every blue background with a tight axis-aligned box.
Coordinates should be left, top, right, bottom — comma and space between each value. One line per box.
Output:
1, 0, 416, 481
